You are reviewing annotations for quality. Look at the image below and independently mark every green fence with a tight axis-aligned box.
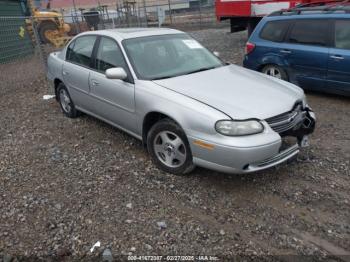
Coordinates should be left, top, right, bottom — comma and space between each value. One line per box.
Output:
0, 0, 34, 63
0, 17, 34, 64
0, 0, 25, 16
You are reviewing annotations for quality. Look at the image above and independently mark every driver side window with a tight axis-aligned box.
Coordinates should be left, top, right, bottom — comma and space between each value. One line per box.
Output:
95, 37, 128, 73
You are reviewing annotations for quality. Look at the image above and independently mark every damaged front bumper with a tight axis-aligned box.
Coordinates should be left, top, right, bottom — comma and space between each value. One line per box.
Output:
280, 106, 316, 144
190, 105, 316, 174
266, 104, 316, 142
243, 109, 316, 172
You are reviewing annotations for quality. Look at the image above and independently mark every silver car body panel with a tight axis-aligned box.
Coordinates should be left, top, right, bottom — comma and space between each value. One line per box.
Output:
47, 28, 313, 174
153, 64, 305, 120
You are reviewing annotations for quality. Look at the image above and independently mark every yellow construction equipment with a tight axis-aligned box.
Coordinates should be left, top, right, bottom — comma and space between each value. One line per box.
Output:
27, 0, 71, 48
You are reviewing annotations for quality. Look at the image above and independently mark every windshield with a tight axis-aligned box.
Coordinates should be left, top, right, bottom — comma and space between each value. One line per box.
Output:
122, 34, 224, 80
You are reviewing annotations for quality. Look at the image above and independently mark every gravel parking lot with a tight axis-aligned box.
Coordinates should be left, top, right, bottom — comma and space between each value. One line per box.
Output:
0, 28, 349, 261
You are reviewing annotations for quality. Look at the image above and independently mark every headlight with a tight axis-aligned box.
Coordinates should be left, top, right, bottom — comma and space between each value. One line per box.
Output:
215, 120, 264, 136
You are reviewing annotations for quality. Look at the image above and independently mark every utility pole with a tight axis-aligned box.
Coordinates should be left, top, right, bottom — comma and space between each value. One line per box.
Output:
72, 0, 77, 17
168, 0, 172, 24
72, 0, 77, 11
72, 0, 80, 32
143, 0, 148, 26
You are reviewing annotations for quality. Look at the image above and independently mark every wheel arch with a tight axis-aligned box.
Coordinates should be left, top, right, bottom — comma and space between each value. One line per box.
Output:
258, 55, 287, 72
54, 78, 63, 101
142, 111, 182, 146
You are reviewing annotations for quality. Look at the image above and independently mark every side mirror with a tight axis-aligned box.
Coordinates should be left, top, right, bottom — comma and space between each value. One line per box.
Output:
213, 51, 220, 57
105, 67, 127, 80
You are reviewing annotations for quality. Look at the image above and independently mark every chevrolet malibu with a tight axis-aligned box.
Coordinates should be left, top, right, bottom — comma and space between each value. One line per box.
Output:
47, 28, 316, 175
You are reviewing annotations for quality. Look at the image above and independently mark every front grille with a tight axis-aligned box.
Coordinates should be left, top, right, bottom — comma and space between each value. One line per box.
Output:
266, 102, 306, 133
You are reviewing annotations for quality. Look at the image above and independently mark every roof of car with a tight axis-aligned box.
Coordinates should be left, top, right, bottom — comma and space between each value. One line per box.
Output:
80, 27, 184, 40
268, 3, 350, 18
264, 12, 350, 22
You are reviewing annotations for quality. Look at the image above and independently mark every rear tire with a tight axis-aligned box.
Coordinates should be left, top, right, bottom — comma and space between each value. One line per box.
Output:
38, 21, 58, 44
262, 64, 288, 81
147, 119, 195, 175
57, 83, 79, 118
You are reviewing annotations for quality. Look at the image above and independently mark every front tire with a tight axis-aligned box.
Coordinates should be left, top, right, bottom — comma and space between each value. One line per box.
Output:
262, 64, 288, 81
57, 83, 79, 118
147, 119, 195, 175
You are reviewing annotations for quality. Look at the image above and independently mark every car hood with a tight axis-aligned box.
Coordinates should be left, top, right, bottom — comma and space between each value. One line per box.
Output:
153, 65, 304, 120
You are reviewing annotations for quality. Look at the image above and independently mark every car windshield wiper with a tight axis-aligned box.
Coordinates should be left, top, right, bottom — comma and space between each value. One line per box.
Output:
151, 66, 218, 80
151, 75, 175, 80
183, 66, 217, 75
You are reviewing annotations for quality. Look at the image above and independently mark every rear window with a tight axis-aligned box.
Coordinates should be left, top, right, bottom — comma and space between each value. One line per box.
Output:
260, 21, 289, 42
335, 20, 350, 50
288, 20, 329, 46
66, 35, 96, 67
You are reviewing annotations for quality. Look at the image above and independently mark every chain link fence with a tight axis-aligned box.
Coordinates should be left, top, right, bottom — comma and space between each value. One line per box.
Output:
0, 16, 45, 96
0, 1, 228, 91
0, 17, 33, 63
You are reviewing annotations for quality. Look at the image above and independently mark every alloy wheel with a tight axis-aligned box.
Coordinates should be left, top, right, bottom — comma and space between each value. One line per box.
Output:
59, 88, 72, 113
264, 66, 282, 79
153, 131, 187, 168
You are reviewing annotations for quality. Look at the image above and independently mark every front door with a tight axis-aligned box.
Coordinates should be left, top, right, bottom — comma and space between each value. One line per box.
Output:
327, 19, 350, 94
89, 36, 136, 133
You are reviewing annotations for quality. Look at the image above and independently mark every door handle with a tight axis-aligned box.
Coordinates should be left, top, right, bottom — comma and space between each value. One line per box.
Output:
62, 71, 69, 76
91, 80, 99, 86
330, 55, 344, 60
280, 49, 292, 54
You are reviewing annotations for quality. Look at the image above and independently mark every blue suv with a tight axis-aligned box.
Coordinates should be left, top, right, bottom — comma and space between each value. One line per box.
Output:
243, 6, 350, 96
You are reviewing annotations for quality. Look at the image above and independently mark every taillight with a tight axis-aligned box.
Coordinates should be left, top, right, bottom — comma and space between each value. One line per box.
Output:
245, 42, 255, 55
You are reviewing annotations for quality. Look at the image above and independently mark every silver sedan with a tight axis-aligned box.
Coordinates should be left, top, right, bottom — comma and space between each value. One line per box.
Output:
47, 28, 316, 175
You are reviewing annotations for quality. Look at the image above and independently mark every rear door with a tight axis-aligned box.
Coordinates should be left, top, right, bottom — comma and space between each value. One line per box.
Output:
63, 35, 97, 111
327, 19, 350, 94
284, 19, 331, 89
255, 19, 291, 62
89, 36, 137, 133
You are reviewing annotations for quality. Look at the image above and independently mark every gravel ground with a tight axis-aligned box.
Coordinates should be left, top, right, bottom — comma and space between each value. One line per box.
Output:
0, 28, 349, 261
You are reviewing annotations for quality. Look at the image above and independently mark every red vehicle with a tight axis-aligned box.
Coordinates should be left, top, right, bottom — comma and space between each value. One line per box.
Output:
215, 0, 338, 34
